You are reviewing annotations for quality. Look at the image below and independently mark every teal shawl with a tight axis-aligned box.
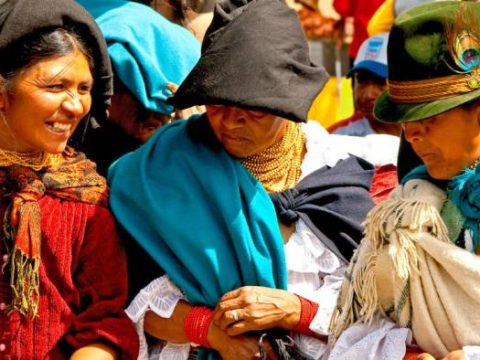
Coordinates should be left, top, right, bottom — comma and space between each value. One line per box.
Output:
108, 115, 287, 311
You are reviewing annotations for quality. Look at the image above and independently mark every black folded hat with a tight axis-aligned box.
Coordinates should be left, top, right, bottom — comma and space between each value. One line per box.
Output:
0, 0, 112, 124
168, 0, 329, 123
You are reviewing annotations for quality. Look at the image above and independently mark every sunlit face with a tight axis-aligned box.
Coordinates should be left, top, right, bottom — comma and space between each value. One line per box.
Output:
206, 105, 288, 158
0, 51, 93, 154
109, 91, 169, 144
402, 104, 480, 179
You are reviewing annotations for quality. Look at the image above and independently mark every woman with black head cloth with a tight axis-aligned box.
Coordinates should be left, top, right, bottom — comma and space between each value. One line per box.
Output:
109, 0, 399, 358
0, 0, 138, 358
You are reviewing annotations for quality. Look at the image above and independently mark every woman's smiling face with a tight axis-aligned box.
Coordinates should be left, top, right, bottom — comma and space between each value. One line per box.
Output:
0, 50, 93, 154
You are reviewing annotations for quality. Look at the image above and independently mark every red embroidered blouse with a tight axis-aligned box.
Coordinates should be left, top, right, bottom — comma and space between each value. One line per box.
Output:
0, 196, 139, 359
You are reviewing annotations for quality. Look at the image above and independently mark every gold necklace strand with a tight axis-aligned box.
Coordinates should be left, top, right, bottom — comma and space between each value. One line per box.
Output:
0, 149, 61, 171
241, 121, 305, 193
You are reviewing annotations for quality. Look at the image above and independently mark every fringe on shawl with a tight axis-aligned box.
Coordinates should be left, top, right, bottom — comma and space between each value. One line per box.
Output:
329, 198, 451, 345
2, 203, 41, 318
7, 248, 40, 317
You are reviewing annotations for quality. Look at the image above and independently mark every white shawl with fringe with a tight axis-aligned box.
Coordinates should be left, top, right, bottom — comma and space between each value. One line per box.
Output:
330, 179, 480, 358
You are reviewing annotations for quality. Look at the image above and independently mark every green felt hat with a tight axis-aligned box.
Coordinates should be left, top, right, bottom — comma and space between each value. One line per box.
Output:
374, 1, 480, 123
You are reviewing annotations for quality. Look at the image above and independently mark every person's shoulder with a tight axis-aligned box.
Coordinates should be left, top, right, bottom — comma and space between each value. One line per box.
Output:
389, 178, 447, 210
324, 131, 400, 167
332, 118, 373, 136
327, 112, 365, 133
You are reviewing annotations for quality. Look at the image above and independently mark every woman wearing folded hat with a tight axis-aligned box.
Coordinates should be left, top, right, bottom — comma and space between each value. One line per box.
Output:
329, 2, 480, 359
74, 0, 201, 176
0, 0, 138, 358
108, 0, 399, 358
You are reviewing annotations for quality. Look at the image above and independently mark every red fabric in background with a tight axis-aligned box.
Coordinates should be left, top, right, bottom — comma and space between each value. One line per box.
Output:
333, 0, 385, 59
370, 164, 398, 204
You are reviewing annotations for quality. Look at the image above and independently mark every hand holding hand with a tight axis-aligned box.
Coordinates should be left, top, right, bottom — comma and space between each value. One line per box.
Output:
212, 286, 300, 336
207, 320, 264, 360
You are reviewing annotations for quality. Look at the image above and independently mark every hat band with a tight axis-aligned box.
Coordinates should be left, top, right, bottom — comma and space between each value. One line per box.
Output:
387, 70, 480, 103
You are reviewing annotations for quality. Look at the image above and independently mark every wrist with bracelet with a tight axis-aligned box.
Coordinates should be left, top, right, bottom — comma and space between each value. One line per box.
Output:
292, 295, 319, 336
184, 306, 214, 348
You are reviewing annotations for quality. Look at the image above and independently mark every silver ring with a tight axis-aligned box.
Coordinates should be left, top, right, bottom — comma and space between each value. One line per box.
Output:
232, 309, 239, 322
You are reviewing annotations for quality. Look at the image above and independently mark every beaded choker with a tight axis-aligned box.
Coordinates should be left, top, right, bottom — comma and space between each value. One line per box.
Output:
241, 121, 305, 193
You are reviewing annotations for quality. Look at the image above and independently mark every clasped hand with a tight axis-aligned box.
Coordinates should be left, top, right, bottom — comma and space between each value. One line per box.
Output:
207, 286, 300, 360
212, 286, 300, 336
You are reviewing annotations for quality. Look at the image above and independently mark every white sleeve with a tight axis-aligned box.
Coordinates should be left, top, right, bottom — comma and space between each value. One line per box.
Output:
126, 275, 191, 360
286, 219, 346, 359
464, 346, 480, 360
291, 265, 344, 359
328, 133, 400, 167
302, 121, 399, 172
327, 315, 410, 360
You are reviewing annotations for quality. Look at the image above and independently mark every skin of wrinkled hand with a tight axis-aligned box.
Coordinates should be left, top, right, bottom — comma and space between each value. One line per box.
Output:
212, 286, 301, 336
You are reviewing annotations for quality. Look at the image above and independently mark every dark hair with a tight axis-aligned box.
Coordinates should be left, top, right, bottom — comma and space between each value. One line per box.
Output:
151, 0, 207, 25
0, 27, 93, 90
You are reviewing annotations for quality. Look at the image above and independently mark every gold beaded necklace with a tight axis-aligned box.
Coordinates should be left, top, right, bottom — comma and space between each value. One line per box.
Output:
0, 148, 61, 171
241, 121, 305, 193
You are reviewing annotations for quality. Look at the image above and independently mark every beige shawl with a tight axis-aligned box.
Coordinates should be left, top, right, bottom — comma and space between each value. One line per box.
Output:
330, 179, 480, 358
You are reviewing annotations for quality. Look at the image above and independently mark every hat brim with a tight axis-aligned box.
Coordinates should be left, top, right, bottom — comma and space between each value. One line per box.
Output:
374, 88, 480, 123
347, 61, 387, 79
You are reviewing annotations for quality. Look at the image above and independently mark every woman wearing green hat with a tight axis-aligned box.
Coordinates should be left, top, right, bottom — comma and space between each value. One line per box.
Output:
329, 1, 480, 359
